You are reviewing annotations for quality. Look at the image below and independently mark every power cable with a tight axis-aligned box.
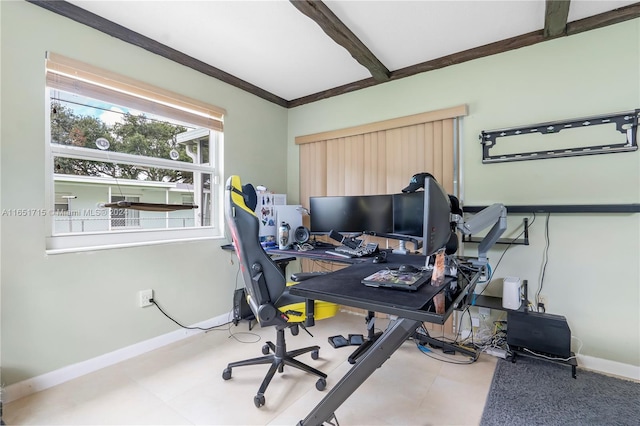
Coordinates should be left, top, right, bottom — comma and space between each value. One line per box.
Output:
535, 213, 551, 309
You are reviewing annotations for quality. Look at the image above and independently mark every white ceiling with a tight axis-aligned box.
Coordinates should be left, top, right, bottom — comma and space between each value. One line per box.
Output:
66, 0, 637, 102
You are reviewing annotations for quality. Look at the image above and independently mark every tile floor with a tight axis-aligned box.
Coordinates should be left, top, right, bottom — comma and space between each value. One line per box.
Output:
5, 311, 497, 425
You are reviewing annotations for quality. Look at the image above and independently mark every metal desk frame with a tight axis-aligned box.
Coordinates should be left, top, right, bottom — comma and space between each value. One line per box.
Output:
288, 253, 481, 426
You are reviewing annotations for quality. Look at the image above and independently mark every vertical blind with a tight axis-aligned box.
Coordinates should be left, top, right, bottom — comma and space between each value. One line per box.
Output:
296, 105, 467, 206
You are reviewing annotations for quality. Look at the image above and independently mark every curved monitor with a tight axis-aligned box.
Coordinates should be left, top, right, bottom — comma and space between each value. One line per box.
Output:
309, 194, 393, 235
422, 177, 452, 257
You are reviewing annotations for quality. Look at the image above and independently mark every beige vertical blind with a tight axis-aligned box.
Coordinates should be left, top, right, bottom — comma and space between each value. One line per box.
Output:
296, 105, 467, 205
296, 104, 467, 328
45, 52, 225, 132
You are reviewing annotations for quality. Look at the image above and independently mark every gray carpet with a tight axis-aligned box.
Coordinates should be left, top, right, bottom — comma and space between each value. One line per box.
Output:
481, 355, 640, 426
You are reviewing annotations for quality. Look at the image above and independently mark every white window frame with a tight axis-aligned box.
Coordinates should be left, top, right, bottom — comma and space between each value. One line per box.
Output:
44, 53, 225, 253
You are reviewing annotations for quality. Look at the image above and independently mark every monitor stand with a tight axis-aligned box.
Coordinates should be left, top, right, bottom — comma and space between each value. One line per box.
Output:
392, 240, 410, 255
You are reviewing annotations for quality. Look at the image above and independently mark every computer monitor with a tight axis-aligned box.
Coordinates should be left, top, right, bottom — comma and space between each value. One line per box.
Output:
422, 177, 452, 257
392, 192, 424, 238
309, 194, 393, 235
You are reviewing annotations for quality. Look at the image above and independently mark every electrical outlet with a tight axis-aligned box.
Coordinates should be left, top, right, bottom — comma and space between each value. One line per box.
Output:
478, 307, 491, 318
538, 294, 548, 307
139, 289, 153, 308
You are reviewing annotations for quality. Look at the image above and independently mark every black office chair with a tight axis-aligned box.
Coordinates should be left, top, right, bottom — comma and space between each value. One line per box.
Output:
222, 175, 339, 408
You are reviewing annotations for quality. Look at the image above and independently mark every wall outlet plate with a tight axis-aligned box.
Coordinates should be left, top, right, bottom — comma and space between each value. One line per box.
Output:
139, 289, 153, 308
538, 294, 548, 306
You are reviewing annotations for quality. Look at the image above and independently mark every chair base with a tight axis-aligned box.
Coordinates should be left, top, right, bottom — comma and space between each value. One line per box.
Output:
222, 326, 327, 407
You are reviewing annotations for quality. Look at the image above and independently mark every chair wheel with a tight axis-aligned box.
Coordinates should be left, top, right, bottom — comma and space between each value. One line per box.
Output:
254, 394, 265, 408
262, 344, 270, 355
311, 349, 319, 360
222, 368, 232, 380
291, 324, 299, 336
316, 377, 326, 391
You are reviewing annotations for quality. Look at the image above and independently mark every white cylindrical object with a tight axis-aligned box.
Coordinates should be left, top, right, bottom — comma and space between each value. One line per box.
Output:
278, 222, 290, 250
502, 277, 521, 310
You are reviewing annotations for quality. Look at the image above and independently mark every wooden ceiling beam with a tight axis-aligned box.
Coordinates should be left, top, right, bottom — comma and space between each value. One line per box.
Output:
289, 0, 390, 82
289, 2, 640, 107
544, 0, 571, 38
28, 0, 640, 108
567, 1, 640, 35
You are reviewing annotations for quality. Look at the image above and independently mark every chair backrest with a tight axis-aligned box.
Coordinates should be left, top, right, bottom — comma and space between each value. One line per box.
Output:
225, 175, 288, 327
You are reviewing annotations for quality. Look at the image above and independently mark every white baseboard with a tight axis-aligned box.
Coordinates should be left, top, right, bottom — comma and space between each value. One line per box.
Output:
577, 354, 640, 381
3, 311, 233, 404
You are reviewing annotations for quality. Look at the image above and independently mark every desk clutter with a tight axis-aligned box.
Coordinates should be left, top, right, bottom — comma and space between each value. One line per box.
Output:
361, 268, 430, 291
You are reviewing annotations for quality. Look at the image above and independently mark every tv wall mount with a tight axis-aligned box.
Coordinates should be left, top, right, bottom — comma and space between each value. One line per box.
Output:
480, 109, 639, 163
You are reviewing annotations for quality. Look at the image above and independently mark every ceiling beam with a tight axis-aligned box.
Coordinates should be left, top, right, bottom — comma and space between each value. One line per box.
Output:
544, 0, 571, 38
28, 0, 640, 109
289, 0, 390, 82
289, 2, 640, 108
26, 0, 289, 108
566, 1, 640, 35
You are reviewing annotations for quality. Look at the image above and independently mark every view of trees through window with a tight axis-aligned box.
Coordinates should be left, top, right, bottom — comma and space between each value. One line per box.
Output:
49, 91, 215, 235
51, 101, 195, 183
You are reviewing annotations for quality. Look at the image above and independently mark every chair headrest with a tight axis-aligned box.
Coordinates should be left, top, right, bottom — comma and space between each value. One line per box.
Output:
242, 183, 257, 211
227, 175, 258, 212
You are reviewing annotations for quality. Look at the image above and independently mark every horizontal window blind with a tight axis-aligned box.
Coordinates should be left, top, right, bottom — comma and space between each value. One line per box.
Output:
46, 52, 225, 132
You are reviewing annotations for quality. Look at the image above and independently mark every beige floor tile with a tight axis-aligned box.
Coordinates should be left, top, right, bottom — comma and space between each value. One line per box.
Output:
4, 311, 496, 425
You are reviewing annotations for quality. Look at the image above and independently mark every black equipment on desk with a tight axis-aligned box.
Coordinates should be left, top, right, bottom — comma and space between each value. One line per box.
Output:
293, 226, 310, 244
328, 229, 361, 249
507, 310, 572, 358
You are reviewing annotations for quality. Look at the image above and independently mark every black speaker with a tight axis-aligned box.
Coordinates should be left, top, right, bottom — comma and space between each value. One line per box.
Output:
233, 288, 255, 327
294, 226, 310, 244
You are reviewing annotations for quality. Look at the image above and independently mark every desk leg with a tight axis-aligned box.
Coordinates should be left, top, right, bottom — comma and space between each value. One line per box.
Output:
298, 318, 421, 426
348, 311, 381, 364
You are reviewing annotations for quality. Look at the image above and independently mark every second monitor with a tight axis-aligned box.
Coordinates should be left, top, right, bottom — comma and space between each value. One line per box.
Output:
392, 192, 424, 238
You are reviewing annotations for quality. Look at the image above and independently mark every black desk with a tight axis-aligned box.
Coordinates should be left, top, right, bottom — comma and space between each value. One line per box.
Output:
266, 246, 371, 264
289, 254, 482, 426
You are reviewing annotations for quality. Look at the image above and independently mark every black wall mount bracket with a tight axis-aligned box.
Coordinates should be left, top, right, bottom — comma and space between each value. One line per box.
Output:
480, 109, 639, 163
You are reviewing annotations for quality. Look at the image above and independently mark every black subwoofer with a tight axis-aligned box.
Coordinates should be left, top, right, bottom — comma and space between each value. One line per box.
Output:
233, 288, 255, 328
293, 226, 310, 244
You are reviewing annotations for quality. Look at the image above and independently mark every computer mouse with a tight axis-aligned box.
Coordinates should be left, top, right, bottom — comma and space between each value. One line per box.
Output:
398, 264, 419, 273
372, 255, 386, 264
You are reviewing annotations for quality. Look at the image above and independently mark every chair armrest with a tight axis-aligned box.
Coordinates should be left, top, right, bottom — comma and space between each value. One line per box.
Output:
290, 272, 327, 282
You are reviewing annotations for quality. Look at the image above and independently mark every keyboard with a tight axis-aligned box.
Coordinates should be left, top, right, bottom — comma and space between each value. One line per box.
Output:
334, 243, 378, 257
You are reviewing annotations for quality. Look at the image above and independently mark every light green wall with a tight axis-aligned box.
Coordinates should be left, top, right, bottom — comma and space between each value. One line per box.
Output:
1, 1, 638, 388
288, 20, 640, 366
0, 1, 288, 385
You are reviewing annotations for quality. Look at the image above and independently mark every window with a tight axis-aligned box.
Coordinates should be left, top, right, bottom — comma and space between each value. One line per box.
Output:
110, 196, 140, 228
45, 53, 225, 252
54, 193, 72, 213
